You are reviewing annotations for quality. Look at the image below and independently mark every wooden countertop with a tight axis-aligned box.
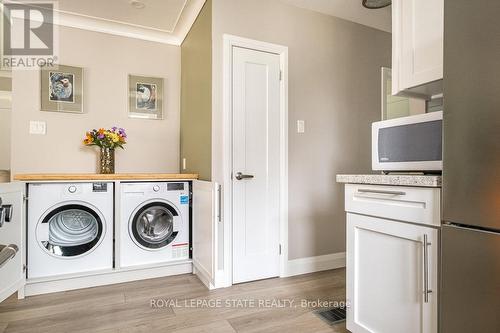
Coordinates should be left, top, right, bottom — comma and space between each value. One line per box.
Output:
14, 173, 199, 181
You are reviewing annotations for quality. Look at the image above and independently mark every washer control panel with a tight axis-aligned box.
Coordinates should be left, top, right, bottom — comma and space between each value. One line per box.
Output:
167, 183, 185, 191
92, 183, 108, 192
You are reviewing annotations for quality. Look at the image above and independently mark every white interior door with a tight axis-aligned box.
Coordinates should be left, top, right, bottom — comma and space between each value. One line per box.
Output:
0, 183, 25, 303
232, 46, 281, 284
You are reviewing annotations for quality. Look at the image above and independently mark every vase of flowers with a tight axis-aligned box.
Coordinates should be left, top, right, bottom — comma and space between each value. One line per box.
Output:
83, 127, 127, 174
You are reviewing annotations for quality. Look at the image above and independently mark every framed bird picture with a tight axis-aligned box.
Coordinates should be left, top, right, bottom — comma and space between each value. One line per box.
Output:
40, 64, 83, 113
128, 74, 164, 119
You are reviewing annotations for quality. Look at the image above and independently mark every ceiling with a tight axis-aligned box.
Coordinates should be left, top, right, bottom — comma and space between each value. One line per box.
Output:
57, 0, 186, 33
281, 0, 391, 33
24, 0, 389, 45
52, 0, 206, 45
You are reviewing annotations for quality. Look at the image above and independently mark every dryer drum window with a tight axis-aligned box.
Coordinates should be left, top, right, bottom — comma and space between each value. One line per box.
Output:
41, 204, 103, 257
131, 202, 179, 249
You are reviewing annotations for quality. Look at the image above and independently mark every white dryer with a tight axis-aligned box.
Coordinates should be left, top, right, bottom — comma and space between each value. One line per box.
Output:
119, 182, 190, 268
27, 183, 113, 279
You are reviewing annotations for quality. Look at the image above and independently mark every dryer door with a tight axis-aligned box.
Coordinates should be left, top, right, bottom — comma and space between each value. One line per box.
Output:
36, 204, 104, 257
130, 202, 179, 250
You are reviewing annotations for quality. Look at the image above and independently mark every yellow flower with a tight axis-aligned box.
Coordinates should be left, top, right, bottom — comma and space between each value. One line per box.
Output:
105, 131, 119, 143
83, 137, 93, 145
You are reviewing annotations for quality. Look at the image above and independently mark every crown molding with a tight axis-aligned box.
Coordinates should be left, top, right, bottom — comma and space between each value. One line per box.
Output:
57, 10, 183, 45
9, 0, 206, 46
175, 0, 207, 44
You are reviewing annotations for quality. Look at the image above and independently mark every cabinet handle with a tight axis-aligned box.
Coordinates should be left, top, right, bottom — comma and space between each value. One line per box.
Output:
0, 244, 18, 269
357, 189, 406, 196
217, 184, 222, 223
423, 234, 433, 303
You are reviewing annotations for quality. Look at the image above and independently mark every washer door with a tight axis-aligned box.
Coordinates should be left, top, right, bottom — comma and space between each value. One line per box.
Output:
130, 202, 179, 250
37, 204, 104, 257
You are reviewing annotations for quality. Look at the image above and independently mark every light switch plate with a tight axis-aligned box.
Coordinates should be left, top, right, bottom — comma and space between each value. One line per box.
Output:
182, 158, 187, 170
297, 120, 305, 133
29, 121, 46, 135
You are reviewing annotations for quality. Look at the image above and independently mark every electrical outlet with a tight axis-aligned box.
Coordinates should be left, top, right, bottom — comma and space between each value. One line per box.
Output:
297, 120, 305, 133
29, 121, 46, 135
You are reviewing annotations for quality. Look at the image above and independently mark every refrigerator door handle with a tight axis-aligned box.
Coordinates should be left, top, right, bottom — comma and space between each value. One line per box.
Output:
423, 234, 433, 303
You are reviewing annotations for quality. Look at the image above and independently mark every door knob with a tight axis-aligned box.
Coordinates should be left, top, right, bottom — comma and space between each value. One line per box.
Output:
235, 172, 254, 180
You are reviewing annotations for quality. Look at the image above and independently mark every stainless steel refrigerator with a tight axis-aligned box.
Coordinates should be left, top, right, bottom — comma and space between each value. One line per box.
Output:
441, 1, 500, 332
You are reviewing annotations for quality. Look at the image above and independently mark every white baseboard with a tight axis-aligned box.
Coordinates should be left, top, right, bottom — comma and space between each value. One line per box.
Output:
192, 265, 215, 290
282, 252, 346, 277
193, 262, 232, 290
0, 280, 22, 303
24, 262, 193, 297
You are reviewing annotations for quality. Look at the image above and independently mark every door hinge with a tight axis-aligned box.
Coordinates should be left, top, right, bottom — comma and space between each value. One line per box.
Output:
279, 70, 283, 81
23, 264, 26, 273
279, 244, 282, 255
23, 195, 28, 201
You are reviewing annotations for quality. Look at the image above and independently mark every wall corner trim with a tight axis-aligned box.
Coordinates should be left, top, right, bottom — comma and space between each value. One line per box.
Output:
282, 252, 346, 277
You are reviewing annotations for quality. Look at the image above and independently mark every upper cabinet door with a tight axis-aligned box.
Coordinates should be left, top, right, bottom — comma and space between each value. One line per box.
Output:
392, 0, 444, 97
0, 183, 25, 303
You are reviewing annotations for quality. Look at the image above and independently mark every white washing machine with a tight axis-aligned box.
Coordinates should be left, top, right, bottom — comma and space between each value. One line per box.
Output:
120, 182, 190, 268
27, 182, 113, 279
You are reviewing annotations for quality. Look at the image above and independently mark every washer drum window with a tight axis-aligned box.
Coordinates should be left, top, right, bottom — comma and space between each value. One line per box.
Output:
38, 204, 103, 257
130, 202, 179, 250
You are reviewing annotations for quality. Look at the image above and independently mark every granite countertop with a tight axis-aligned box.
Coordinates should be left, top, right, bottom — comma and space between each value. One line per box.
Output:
336, 174, 442, 188
14, 173, 199, 181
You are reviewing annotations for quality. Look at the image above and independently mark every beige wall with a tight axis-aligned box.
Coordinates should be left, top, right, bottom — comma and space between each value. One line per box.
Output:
0, 108, 10, 171
0, 73, 11, 171
181, 0, 212, 181
11, 27, 181, 174
212, 0, 391, 259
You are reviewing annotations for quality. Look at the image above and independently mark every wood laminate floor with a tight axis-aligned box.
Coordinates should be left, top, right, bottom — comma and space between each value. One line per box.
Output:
0, 269, 348, 333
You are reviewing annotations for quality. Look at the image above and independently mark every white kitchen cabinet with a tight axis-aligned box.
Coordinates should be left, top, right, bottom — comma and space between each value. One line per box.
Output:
392, 0, 444, 97
346, 213, 438, 333
343, 184, 439, 333
345, 184, 440, 227
192, 180, 226, 289
0, 183, 25, 303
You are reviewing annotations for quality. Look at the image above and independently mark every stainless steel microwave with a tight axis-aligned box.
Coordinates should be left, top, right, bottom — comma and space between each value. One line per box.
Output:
372, 111, 443, 172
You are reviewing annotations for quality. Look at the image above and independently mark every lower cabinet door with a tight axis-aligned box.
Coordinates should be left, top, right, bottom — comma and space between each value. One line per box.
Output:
346, 213, 438, 333
192, 180, 217, 289
0, 183, 25, 303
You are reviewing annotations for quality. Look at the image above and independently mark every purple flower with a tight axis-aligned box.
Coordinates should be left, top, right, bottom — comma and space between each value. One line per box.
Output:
98, 134, 105, 139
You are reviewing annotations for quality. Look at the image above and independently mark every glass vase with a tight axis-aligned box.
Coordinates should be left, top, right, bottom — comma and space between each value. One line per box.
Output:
99, 147, 115, 174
